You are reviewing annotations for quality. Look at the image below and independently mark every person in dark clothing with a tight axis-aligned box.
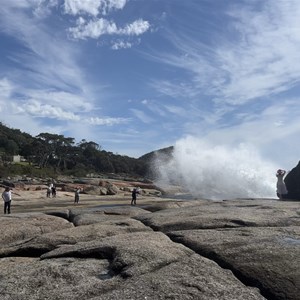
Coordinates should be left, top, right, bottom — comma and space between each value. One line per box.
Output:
51, 186, 56, 197
131, 188, 138, 206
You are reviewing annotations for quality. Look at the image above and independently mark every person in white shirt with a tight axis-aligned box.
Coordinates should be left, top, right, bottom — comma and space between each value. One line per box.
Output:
276, 169, 288, 199
74, 187, 81, 204
2, 187, 12, 214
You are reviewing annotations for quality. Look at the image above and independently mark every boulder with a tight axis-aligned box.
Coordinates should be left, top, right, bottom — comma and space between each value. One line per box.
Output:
82, 185, 101, 195
106, 184, 119, 195
285, 161, 300, 200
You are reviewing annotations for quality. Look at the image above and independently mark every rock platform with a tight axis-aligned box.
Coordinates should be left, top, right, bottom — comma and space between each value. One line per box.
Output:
0, 198, 299, 299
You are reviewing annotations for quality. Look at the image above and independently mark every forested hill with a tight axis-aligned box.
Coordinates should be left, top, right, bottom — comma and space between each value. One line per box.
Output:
0, 122, 173, 178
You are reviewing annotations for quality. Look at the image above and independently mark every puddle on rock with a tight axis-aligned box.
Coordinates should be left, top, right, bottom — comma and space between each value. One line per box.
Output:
282, 237, 300, 245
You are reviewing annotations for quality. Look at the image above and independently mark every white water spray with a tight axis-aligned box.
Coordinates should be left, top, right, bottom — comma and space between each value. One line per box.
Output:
155, 136, 277, 200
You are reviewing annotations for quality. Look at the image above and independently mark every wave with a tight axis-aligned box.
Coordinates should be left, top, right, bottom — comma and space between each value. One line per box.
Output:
154, 136, 277, 200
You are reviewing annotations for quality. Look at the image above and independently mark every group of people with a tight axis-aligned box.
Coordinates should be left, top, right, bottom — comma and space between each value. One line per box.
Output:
1, 170, 290, 214
1, 184, 82, 214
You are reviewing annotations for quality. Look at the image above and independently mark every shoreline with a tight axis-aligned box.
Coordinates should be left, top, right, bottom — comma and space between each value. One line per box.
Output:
5, 188, 175, 214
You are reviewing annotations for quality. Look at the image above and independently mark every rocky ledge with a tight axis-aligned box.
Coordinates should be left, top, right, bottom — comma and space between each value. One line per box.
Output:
0, 198, 299, 300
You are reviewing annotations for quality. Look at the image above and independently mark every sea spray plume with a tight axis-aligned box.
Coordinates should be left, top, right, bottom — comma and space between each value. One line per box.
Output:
155, 136, 276, 200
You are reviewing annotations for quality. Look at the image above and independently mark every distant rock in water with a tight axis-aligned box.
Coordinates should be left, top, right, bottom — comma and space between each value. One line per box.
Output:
285, 161, 300, 200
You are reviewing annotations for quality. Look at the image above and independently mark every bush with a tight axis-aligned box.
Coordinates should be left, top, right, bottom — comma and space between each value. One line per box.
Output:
0, 164, 57, 179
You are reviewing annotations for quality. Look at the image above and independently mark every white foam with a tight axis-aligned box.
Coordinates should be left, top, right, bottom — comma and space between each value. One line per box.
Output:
155, 136, 277, 200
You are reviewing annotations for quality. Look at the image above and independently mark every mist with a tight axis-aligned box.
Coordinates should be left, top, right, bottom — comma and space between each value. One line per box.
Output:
155, 136, 277, 200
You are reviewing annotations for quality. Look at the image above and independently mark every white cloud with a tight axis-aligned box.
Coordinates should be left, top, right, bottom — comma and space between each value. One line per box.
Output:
118, 19, 150, 35
111, 40, 132, 50
64, 0, 102, 16
69, 18, 150, 40
26, 90, 94, 112
12, 99, 81, 121
64, 0, 127, 16
86, 116, 130, 125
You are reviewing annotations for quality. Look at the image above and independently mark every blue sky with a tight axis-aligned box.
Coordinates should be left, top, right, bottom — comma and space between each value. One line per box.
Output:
1, 0, 300, 170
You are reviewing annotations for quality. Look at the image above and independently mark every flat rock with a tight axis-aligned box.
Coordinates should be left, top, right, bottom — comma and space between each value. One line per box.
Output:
2, 198, 299, 299
136, 199, 300, 231
0, 256, 116, 300
0, 213, 73, 247
0, 253, 264, 300
90, 253, 264, 300
169, 226, 300, 300
0, 218, 151, 257
69, 206, 150, 226
40, 231, 193, 277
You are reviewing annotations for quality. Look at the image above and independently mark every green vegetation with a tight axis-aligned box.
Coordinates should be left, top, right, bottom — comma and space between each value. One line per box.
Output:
0, 122, 173, 178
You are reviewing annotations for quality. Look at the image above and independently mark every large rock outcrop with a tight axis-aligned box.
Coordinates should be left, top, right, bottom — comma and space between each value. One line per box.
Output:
0, 199, 299, 299
285, 161, 300, 200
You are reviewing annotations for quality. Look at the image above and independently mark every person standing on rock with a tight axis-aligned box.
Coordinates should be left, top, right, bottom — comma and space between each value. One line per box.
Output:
46, 185, 51, 198
51, 185, 56, 197
74, 187, 81, 204
276, 169, 288, 199
2, 187, 12, 214
131, 188, 139, 206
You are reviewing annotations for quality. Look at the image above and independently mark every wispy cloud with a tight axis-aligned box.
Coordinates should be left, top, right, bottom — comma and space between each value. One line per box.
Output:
152, 0, 300, 108
86, 116, 130, 126
130, 108, 155, 124
12, 99, 81, 121
63, 0, 150, 44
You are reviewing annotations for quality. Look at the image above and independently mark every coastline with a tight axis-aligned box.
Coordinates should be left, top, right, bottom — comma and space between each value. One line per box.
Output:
6, 188, 176, 214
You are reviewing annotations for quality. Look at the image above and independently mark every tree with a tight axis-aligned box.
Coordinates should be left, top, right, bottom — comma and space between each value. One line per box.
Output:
35, 133, 75, 169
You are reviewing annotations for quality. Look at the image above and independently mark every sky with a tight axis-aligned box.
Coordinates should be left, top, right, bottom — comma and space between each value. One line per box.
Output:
1, 0, 300, 171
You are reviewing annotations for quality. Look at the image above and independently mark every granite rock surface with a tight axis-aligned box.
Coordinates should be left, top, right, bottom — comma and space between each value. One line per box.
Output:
1, 198, 299, 299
